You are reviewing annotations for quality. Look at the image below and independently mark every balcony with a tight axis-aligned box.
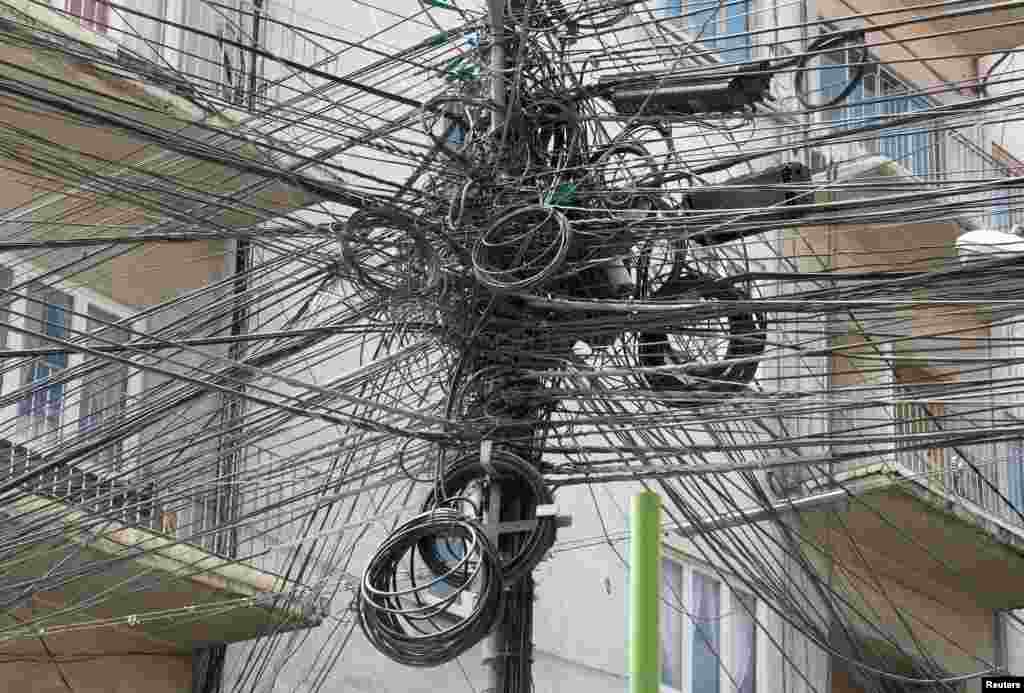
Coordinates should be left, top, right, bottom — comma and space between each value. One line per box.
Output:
0, 0, 331, 306
825, 0, 1020, 91
0, 440, 324, 651
887, 0, 1024, 53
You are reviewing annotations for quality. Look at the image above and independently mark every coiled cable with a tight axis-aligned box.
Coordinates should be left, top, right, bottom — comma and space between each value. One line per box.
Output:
358, 508, 506, 667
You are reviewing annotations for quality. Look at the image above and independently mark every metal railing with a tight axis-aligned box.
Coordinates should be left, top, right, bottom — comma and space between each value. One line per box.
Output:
941, 128, 1024, 231
894, 402, 1024, 529
0, 438, 161, 530
49, 0, 346, 113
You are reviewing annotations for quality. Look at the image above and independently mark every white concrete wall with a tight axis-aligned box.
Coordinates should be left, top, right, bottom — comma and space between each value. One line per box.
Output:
982, 49, 1024, 163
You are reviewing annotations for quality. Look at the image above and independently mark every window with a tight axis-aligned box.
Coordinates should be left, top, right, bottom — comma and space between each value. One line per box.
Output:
661, 557, 759, 693
733, 591, 757, 693
78, 307, 130, 471
1009, 444, 1024, 513
820, 31, 936, 178
992, 144, 1024, 230
662, 559, 684, 688
0, 266, 13, 392
874, 73, 934, 179
993, 190, 1012, 229
195, 490, 222, 552
180, 0, 226, 87
658, 0, 753, 64
65, 0, 110, 33
18, 287, 73, 443
691, 571, 722, 693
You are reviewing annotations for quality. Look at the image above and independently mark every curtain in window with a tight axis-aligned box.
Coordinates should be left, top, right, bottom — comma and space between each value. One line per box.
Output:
661, 560, 684, 688
66, 0, 109, 32
691, 571, 721, 693
733, 592, 757, 693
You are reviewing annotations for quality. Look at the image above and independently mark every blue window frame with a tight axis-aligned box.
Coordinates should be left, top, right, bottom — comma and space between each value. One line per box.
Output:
820, 41, 935, 178
658, 0, 752, 64
993, 191, 1011, 229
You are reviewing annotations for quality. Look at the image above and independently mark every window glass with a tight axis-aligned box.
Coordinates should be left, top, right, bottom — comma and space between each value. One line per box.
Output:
658, 0, 752, 64
733, 591, 757, 693
691, 571, 722, 693
661, 559, 684, 688
0, 266, 12, 392
1010, 444, 1024, 512
79, 307, 131, 470
65, 0, 109, 33
19, 287, 73, 441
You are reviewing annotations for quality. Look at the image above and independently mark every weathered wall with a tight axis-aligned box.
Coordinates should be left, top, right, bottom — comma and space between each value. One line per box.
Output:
817, 0, 1018, 90
0, 602, 191, 693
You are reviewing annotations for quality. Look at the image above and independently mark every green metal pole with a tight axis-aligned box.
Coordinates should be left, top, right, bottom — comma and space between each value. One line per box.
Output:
630, 491, 661, 693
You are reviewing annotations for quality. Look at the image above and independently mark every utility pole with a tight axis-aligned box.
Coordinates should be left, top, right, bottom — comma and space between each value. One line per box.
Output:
476, 3, 540, 692
247, 0, 264, 113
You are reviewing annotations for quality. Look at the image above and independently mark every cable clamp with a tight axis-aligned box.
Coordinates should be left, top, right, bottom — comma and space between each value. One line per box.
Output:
536, 504, 572, 528
480, 439, 496, 477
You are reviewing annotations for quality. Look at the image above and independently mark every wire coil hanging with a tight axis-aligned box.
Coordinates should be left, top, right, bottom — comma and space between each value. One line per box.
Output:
357, 508, 506, 667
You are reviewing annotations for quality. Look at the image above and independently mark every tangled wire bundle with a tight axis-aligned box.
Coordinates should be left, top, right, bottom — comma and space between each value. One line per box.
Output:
358, 508, 506, 667
472, 205, 573, 292
420, 448, 557, 585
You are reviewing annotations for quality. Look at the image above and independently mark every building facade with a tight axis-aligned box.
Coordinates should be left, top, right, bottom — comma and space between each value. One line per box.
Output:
2, 0, 1024, 692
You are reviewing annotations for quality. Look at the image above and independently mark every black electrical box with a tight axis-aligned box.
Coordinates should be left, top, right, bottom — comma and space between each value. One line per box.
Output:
598, 62, 773, 116
685, 162, 812, 245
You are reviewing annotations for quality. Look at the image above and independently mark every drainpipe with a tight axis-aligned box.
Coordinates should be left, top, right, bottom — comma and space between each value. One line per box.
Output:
629, 491, 661, 693
995, 609, 1008, 674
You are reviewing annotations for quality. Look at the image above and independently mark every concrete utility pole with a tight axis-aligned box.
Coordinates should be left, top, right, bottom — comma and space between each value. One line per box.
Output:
478, 4, 538, 691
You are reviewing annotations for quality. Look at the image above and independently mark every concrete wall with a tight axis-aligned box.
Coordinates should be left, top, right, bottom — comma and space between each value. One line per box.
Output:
981, 48, 1024, 163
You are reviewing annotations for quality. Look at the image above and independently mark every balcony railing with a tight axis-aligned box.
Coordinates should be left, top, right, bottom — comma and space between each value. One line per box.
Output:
894, 402, 1024, 530
0, 438, 160, 530
941, 129, 1024, 232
